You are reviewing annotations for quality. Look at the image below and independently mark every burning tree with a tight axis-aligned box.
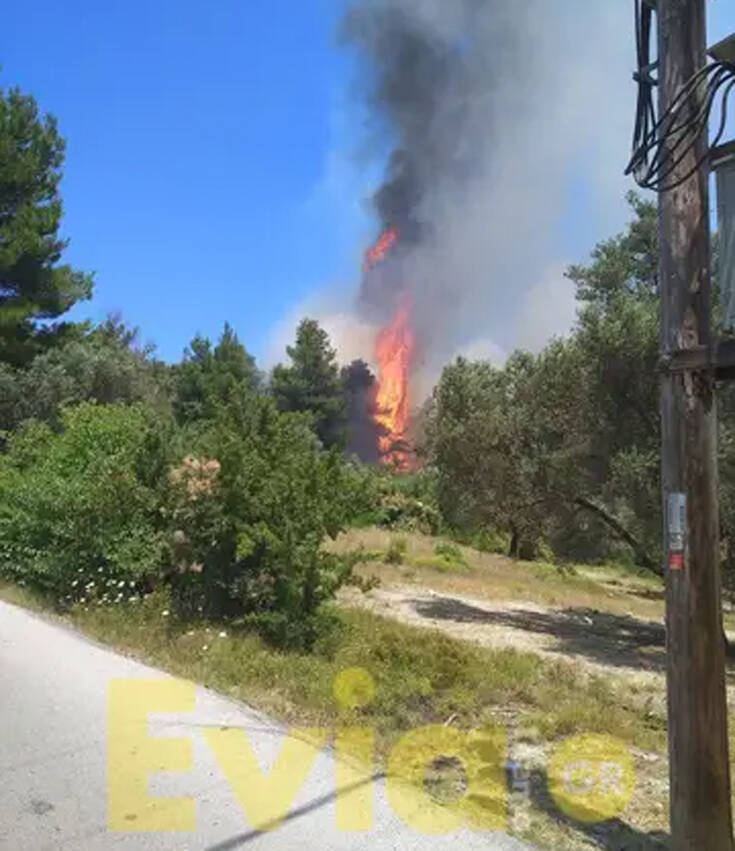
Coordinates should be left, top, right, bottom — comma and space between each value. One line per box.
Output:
362, 228, 417, 469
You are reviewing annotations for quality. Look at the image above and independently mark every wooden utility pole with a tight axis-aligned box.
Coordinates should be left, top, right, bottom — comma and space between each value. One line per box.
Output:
658, 1, 734, 847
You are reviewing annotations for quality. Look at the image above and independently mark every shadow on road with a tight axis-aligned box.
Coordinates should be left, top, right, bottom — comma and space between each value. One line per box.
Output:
205, 774, 384, 850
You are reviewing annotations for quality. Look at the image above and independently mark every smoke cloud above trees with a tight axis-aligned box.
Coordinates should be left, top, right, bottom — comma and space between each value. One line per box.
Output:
318, 0, 633, 397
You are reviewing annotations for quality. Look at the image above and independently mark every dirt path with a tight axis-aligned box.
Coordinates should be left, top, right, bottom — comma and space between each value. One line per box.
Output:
340, 584, 676, 698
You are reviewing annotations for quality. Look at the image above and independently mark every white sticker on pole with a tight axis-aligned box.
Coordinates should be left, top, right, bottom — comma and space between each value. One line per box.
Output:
668, 492, 686, 570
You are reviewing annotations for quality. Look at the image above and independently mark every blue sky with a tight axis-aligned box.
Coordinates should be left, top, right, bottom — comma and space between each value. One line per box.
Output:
3, 1, 734, 365
4, 0, 371, 362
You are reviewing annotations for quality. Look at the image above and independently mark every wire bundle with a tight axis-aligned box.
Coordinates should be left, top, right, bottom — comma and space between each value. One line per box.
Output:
626, 0, 735, 192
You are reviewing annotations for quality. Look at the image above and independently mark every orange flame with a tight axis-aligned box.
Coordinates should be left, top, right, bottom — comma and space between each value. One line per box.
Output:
364, 226, 399, 271
374, 300, 415, 467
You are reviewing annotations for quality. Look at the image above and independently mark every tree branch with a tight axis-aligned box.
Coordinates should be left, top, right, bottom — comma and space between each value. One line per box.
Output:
574, 496, 661, 576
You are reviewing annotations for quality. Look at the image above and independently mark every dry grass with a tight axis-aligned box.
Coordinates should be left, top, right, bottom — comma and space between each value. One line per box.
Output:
0, 580, 54, 614
330, 527, 668, 622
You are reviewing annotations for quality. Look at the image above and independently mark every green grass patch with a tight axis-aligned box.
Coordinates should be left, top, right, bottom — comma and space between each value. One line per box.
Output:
354, 549, 385, 563
413, 555, 469, 574
434, 541, 467, 563
0, 580, 55, 614
415, 541, 472, 573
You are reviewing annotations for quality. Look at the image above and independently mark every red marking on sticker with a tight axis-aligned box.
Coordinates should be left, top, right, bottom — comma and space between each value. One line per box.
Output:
669, 552, 684, 570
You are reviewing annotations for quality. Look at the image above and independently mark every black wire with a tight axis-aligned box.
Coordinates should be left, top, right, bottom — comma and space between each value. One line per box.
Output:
630, 62, 735, 191
626, 0, 735, 193
628, 62, 714, 180
642, 65, 725, 182
630, 0, 657, 166
653, 74, 734, 191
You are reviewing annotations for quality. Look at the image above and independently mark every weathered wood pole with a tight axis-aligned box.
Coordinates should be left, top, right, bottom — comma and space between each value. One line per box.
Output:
658, 1, 733, 847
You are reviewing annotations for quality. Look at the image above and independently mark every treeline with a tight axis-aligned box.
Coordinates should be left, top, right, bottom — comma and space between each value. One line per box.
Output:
423, 193, 735, 577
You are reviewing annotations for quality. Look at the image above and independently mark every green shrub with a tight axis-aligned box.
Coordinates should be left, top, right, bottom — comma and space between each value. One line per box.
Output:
352, 467, 441, 535
471, 528, 510, 555
164, 395, 358, 648
339, 460, 382, 525
536, 539, 557, 564
0, 403, 171, 601
0, 331, 170, 435
434, 541, 466, 564
414, 556, 466, 574
377, 493, 441, 534
0, 394, 375, 650
385, 536, 408, 565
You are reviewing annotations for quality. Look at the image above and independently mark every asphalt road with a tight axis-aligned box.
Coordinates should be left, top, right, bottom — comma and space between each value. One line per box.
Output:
0, 601, 532, 851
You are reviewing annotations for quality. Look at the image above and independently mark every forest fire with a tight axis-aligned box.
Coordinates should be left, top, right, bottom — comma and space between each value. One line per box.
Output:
364, 228, 415, 468
374, 300, 415, 466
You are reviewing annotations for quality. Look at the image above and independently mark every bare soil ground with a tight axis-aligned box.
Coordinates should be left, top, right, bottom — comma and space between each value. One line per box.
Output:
339, 585, 667, 693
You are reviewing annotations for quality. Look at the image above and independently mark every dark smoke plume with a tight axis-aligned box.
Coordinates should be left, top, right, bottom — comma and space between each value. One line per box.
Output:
344, 4, 472, 237
339, 0, 632, 397
343, 1, 518, 324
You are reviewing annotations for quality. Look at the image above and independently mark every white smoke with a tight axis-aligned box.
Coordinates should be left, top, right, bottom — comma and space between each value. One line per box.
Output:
264, 299, 379, 371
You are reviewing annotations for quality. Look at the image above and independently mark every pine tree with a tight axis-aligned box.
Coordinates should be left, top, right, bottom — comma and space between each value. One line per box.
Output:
271, 319, 346, 448
0, 88, 93, 366
174, 323, 260, 424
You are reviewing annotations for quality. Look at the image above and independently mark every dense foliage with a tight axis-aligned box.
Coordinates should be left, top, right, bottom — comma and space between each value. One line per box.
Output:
164, 393, 366, 646
423, 194, 661, 566
0, 387, 370, 648
424, 193, 735, 574
0, 404, 170, 599
0, 320, 170, 438
172, 322, 260, 425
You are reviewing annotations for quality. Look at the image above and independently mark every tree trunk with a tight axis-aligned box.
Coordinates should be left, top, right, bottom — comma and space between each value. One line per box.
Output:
508, 524, 520, 559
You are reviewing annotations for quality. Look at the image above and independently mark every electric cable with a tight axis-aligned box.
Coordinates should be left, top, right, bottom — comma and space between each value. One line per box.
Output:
626, 0, 735, 192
